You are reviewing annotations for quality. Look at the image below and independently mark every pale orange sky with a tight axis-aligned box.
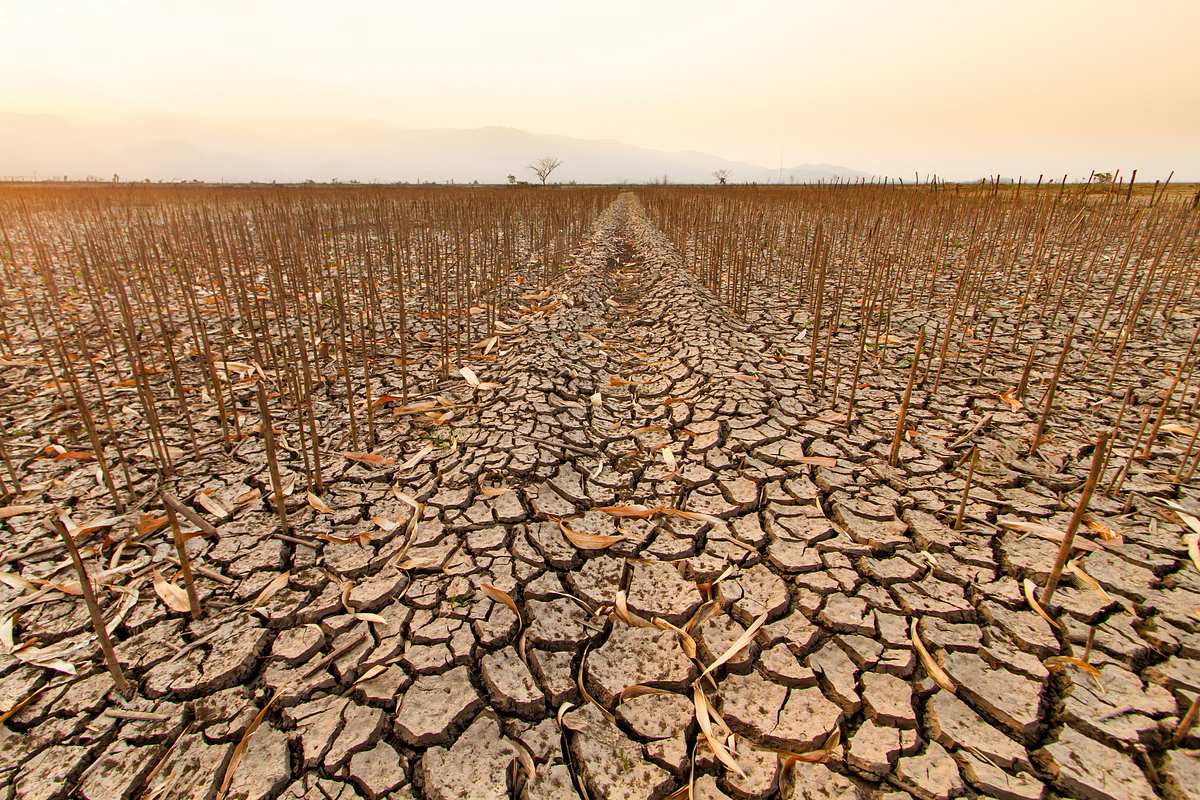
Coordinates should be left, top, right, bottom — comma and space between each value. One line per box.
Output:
2, 1, 1197, 180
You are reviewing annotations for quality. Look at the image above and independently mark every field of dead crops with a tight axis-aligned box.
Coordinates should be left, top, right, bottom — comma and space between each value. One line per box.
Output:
0, 182, 1198, 800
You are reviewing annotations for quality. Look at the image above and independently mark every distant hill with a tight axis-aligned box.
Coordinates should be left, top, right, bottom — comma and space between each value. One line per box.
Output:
0, 114, 867, 185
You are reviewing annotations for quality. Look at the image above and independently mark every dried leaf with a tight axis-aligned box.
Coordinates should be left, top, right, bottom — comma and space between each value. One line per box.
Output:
53, 450, 97, 462
194, 491, 229, 519
507, 736, 537, 783
1165, 501, 1200, 537
653, 617, 697, 659
352, 612, 388, 624
306, 492, 334, 514
776, 727, 842, 766
594, 504, 659, 519
0, 505, 38, 520
460, 366, 481, 387
250, 571, 290, 609
0, 570, 36, 593
693, 684, 745, 778
698, 611, 767, 681
1084, 517, 1121, 543
233, 488, 262, 506
481, 583, 523, 627
998, 518, 1102, 552
135, 513, 168, 536
558, 518, 623, 550
617, 684, 675, 704
1184, 533, 1200, 574
342, 451, 397, 466
1066, 558, 1113, 604
576, 644, 613, 720
396, 443, 434, 472
612, 589, 653, 627
910, 618, 956, 693
216, 689, 280, 799
1044, 656, 1102, 678
1023, 578, 1062, 630
0, 614, 14, 651
152, 570, 191, 614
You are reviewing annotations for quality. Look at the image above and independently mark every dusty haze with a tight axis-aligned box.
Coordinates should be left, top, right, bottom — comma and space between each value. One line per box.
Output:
2, 1, 1197, 182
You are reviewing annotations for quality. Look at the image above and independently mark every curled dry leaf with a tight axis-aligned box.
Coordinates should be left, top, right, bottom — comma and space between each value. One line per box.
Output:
576, 644, 613, 720
151, 570, 191, 614
998, 518, 1102, 552
1084, 517, 1121, 543
396, 443, 434, 472
342, 451, 397, 467
698, 611, 767, 681
1186, 534, 1200, 574
460, 366, 481, 387
653, 617, 697, 659
1023, 578, 1062, 630
612, 590, 652, 627
593, 504, 723, 526
135, 513, 168, 536
0, 613, 15, 651
910, 617, 956, 694
216, 689, 280, 800
0, 505, 38, 520
351, 664, 388, 688
250, 571, 290, 609
306, 491, 334, 514
233, 488, 262, 507
557, 518, 623, 550
776, 726, 842, 766
372, 516, 400, 532
193, 490, 229, 519
507, 736, 537, 784
693, 683, 745, 778
617, 684, 675, 704
0, 570, 37, 593
481, 583, 523, 627
1066, 558, 1113, 603
1045, 656, 1102, 679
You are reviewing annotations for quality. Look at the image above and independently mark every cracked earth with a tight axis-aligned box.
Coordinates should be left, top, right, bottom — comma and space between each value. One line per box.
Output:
2, 193, 1199, 800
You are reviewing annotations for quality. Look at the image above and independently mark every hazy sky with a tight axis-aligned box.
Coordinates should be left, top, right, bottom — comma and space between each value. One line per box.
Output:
2, 0, 1198, 180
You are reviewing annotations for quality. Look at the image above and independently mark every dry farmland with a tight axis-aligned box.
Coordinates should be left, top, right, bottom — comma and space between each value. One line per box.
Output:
1, 181, 1199, 800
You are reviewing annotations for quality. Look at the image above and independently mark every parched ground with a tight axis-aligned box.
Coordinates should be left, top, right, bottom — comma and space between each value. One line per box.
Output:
1, 194, 1198, 799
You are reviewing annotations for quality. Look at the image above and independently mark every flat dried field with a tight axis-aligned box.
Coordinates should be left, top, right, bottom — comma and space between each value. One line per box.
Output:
0, 183, 1197, 800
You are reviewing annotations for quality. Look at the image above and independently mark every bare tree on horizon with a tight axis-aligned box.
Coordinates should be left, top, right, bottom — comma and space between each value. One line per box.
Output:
528, 156, 562, 186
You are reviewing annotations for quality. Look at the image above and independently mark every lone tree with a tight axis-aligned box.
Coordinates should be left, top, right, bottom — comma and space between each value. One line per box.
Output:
712, 169, 731, 185
528, 156, 562, 186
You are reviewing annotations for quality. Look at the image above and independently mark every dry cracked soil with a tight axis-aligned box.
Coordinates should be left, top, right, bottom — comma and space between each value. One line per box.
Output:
1, 194, 1198, 800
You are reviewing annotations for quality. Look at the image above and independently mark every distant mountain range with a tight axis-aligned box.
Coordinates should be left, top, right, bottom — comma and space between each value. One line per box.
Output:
0, 114, 868, 185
